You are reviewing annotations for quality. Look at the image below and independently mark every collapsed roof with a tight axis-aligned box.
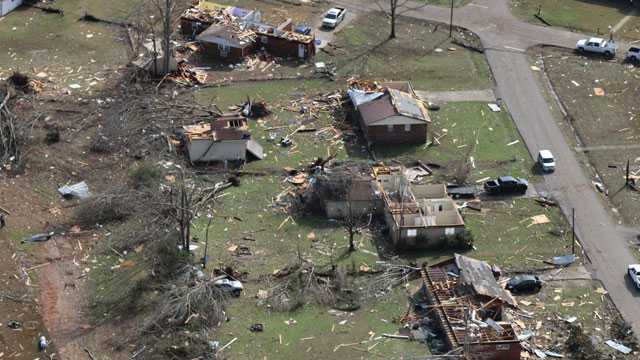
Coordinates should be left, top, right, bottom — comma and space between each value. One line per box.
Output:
455, 254, 517, 307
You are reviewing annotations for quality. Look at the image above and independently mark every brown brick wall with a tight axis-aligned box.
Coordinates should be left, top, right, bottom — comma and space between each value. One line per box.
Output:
365, 124, 427, 145
469, 342, 522, 360
256, 34, 315, 59
200, 43, 253, 63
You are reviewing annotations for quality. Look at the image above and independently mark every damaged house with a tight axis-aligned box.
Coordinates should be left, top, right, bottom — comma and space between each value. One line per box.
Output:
185, 2, 315, 61
180, 2, 261, 39
416, 254, 521, 360
349, 82, 430, 146
197, 24, 256, 62
377, 174, 466, 250
179, 113, 264, 164
303, 163, 380, 219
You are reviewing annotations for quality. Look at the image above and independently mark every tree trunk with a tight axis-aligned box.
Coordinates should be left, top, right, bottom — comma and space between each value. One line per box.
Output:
389, 0, 397, 39
163, 0, 171, 74
348, 230, 355, 252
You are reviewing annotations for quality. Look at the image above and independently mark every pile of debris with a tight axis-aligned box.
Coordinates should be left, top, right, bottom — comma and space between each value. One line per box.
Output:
347, 79, 385, 92
8, 72, 45, 94
406, 255, 522, 359
181, 5, 237, 28
233, 53, 282, 72
280, 91, 344, 118
168, 62, 208, 86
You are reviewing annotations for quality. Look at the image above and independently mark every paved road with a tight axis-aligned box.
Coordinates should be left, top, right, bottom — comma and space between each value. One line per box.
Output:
335, 0, 640, 335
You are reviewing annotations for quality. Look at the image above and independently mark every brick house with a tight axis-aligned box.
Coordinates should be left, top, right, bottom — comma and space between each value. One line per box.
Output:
354, 87, 430, 145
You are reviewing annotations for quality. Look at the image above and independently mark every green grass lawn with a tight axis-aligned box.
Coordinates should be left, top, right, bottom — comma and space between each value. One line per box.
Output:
511, 0, 638, 37
375, 102, 533, 182
317, 13, 492, 91
401, 198, 574, 270
0, 0, 135, 88
215, 286, 428, 359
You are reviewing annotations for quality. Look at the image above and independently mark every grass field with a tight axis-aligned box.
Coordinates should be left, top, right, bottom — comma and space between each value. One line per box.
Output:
215, 286, 428, 359
0, 0, 137, 89
511, 0, 640, 39
402, 198, 574, 270
538, 47, 640, 226
317, 13, 492, 91
375, 102, 533, 182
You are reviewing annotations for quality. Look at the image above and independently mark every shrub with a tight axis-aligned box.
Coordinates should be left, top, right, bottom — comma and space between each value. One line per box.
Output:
129, 162, 161, 189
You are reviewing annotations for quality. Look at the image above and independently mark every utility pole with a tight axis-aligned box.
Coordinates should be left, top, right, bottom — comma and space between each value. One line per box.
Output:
571, 208, 576, 255
449, 0, 454, 37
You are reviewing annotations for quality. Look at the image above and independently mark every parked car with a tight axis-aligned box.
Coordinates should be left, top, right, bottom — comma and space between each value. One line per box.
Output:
484, 176, 528, 195
628, 264, 640, 289
294, 24, 312, 36
213, 277, 244, 297
576, 37, 617, 57
537, 149, 556, 173
447, 185, 477, 199
625, 46, 640, 63
506, 275, 543, 293
322, 7, 346, 29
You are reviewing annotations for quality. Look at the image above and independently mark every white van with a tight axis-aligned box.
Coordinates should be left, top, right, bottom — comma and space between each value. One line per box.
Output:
538, 150, 556, 173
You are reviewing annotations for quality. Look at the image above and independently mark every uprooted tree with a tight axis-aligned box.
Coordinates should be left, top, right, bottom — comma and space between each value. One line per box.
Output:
566, 324, 603, 360
0, 80, 33, 173
376, 0, 429, 39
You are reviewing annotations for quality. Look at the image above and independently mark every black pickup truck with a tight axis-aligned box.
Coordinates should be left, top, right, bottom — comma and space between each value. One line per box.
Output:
483, 176, 528, 195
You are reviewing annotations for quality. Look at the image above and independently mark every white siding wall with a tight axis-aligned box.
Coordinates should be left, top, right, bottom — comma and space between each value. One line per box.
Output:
187, 139, 247, 162
0, 0, 23, 17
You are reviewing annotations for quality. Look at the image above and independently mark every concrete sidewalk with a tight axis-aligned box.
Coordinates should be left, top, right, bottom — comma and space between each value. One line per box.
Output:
415, 89, 496, 103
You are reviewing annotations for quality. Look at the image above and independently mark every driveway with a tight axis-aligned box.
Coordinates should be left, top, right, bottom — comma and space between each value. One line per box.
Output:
312, 10, 356, 48
334, 0, 640, 335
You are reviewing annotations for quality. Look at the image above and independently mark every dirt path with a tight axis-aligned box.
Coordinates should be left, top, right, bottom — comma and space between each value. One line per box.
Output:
0, 177, 58, 359
0, 175, 116, 359
333, 0, 640, 337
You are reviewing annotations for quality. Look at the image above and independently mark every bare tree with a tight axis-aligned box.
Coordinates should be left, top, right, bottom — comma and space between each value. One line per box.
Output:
376, 0, 428, 39
340, 177, 371, 253
167, 171, 229, 253
146, 0, 176, 74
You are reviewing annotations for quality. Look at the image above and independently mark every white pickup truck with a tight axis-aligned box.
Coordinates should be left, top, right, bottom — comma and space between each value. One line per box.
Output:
576, 37, 617, 57
322, 7, 346, 29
